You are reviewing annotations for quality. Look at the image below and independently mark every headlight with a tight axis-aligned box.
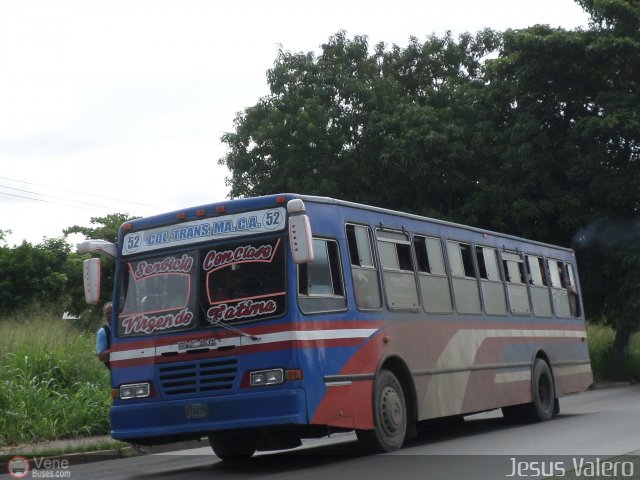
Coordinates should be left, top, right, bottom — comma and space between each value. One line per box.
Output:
250, 369, 284, 386
120, 383, 150, 399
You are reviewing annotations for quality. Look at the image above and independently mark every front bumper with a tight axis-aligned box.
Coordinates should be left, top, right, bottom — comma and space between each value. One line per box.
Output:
110, 387, 307, 441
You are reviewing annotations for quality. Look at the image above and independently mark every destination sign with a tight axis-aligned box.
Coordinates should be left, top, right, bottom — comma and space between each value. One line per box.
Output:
122, 207, 286, 256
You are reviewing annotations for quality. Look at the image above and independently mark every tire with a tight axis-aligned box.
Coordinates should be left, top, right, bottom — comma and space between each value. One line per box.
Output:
208, 431, 257, 461
356, 369, 407, 453
524, 358, 556, 422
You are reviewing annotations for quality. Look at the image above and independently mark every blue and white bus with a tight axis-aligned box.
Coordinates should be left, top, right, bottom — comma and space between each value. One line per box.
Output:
79, 194, 592, 458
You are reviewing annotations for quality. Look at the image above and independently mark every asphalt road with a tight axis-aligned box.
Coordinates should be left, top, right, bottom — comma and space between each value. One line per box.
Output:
5, 385, 640, 480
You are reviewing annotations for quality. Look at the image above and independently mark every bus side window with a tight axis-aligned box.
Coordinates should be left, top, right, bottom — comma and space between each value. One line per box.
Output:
446, 241, 481, 314
565, 262, 582, 317
298, 238, 347, 314
346, 224, 382, 310
547, 258, 571, 318
501, 251, 530, 315
414, 236, 453, 313
377, 230, 419, 310
476, 246, 507, 315
526, 254, 553, 317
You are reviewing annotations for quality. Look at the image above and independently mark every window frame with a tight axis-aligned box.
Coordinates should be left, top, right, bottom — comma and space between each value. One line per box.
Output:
475, 245, 503, 283
565, 261, 582, 318
376, 228, 420, 311
414, 234, 453, 314
446, 240, 483, 315
524, 253, 554, 318
297, 236, 348, 314
447, 241, 477, 279
346, 223, 383, 311
475, 244, 508, 316
501, 250, 532, 316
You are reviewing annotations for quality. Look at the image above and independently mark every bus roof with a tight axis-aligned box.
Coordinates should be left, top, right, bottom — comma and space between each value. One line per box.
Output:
123, 193, 574, 254
296, 194, 574, 254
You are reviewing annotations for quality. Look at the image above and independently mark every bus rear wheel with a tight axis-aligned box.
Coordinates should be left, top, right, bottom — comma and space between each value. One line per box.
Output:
526, 358, 556, 422
503, 358, 556, 423
356, 369, 407, 453
208, 431, 257, 461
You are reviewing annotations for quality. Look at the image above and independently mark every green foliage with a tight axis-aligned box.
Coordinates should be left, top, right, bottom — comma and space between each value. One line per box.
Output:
64, 213, 136, 244
577, 0, 640, 32
220, 6, 640, 355
65, 212, 139, 309
220, 29, 501, 217
483, 1, 640, 355
587, 323, 640, 382
0, 310, 111, 445
0, 229, 10, 245
0, 213, 137, 317
0, 238, 73, 313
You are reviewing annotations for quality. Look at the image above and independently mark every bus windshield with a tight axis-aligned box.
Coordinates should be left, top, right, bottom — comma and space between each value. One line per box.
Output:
118, 252, 198, 337
117, 238, 286, 337
202, 238, 286, 325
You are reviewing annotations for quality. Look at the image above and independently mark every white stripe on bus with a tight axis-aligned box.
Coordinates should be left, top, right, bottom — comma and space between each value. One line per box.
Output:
110, 328, 379, 362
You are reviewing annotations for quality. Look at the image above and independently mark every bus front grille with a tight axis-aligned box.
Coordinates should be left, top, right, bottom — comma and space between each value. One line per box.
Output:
158, 358, 238, 397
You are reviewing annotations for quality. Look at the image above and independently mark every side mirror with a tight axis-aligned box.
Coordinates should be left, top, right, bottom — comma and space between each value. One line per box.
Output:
287, 199, 314, 264
83, 258, 101, 305
78, 239, 117, 259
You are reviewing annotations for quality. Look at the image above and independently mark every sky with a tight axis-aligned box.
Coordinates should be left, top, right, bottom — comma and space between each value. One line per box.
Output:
0, 0, 591, 248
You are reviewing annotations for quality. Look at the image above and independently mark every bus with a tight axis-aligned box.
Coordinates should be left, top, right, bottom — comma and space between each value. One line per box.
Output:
79, 194, 592, 458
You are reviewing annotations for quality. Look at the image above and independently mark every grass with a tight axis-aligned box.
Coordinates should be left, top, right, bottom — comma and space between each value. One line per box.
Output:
0, 308, 111, 447
587, 324, 640, 383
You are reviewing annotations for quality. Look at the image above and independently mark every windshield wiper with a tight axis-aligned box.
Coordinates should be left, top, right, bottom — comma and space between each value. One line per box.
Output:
199, 303, 260, 341
209, 321, 260, 341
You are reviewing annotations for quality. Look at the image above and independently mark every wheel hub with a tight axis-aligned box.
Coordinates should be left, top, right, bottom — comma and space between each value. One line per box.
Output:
380, 386, 403, 434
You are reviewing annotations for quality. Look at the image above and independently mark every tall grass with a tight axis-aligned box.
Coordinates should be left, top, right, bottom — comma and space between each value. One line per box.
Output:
0, 308, 111, 446
587, 323, 640, 382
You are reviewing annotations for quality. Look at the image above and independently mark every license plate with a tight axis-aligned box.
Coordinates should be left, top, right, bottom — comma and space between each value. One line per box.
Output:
185, 403, 210, 419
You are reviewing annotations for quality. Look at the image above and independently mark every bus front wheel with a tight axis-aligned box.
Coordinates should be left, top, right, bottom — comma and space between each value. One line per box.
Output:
208, 431, 257, 461
356, 369, 407, 453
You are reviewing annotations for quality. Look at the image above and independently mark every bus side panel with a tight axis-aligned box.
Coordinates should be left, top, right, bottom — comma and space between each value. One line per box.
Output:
461, 330, 592, 410
310, 319, 592, 426
552, 364, 593, 395
309, 380, 375, 430
309, 328, 386, 430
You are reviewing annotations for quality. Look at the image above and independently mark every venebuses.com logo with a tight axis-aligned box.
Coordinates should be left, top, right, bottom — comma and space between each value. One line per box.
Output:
7, 456, 30, 478
7, 455, 71, 478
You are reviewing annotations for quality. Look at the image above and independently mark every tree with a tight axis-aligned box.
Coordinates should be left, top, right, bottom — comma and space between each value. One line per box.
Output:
220, 30, 501, 217
482, 0, 640, 357
64, 213, 139, 311
0, 237, 72, 313
0, 215, 139, 317
0, 229, 10, 246
64, 213, 136, 244
219, 3, 640, 357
